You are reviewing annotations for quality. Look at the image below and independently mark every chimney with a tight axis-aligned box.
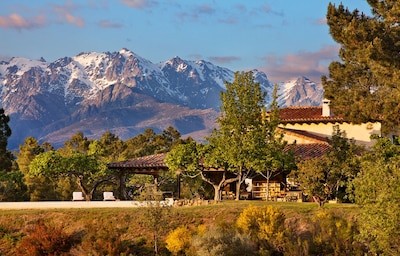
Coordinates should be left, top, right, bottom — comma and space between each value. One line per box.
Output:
322, 99, 331, 117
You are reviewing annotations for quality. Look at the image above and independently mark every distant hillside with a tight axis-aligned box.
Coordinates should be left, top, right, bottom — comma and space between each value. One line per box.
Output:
0, 48, 323, 149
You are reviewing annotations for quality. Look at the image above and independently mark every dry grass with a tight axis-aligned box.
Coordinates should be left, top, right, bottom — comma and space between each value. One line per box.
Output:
0, 201, 360, 255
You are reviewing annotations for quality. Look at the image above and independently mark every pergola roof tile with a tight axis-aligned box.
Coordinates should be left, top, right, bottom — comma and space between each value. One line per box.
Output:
107, 153, 168, 169
107, 143, 331, 172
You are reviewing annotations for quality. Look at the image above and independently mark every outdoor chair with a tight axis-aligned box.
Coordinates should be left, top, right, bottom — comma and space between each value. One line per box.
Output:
72, 192, 84, 201
103, 191, 116, 201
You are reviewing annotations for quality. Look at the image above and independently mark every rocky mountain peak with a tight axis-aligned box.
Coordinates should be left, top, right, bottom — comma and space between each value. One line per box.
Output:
278, 76, 323, 107
0, 49, 323, 149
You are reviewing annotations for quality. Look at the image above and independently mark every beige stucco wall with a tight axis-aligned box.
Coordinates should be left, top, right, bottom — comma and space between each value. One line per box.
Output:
281, 132, 323, 144
280, 121, 381, 147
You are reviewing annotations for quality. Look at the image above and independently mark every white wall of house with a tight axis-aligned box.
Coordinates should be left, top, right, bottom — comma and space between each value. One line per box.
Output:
280, 121, 381, 147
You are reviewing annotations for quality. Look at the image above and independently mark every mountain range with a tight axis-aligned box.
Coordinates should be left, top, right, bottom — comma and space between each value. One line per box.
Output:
0, 48, 323, 150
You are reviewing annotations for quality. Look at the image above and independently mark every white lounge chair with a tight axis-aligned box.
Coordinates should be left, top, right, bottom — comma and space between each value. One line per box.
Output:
72, 192, 84, 201
103, 192, 116, 201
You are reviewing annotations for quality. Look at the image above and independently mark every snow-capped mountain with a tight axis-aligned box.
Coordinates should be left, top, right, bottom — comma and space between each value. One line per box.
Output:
0, 48, 323, 149
278, 76, 323, 107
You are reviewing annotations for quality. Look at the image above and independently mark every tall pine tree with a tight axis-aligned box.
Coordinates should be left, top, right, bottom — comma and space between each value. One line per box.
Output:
0, 109, 12, 172
323, 1, 400, 134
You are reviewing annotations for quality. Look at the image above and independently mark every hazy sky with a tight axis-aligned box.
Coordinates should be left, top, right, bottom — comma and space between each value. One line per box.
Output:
0, 0, 371, 83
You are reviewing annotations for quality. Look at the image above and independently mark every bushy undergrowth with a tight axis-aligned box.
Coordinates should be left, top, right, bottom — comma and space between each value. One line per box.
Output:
0, 202, 366, 255
16, 219, 75, 256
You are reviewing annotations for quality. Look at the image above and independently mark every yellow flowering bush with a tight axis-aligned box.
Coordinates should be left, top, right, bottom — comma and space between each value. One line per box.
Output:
165, 226, 192, 255
236, 205, 286, 253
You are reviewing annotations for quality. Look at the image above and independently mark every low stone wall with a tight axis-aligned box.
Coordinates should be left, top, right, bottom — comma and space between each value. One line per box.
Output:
173, 199, 214, 207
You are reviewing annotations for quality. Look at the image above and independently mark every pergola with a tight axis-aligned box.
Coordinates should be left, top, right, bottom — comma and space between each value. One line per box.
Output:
107, 143, 331, 200
106, 153, 179, 199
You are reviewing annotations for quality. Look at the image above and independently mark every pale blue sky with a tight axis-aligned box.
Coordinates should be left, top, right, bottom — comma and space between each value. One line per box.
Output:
0, 0, 371, 83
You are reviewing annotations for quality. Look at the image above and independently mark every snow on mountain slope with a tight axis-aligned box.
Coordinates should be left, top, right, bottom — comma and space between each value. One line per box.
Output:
278, 76, 323, 107
0, 48, 323, 149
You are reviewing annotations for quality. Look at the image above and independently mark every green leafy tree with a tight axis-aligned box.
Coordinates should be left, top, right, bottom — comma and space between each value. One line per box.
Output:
250, 85, 296, 200
323, 2, 400, 134
167, 72, 290, 201
0, 170, 27, 201
353, 137, 400, 254
0, 109, 13, 173
29, 150, 112, 201
140, 202, 171, 255
165, 141, 238, 201
293, 128, 361, 207
214, 71, 269, 200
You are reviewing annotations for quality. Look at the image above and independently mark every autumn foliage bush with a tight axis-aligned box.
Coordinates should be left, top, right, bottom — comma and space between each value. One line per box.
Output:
75, 219, 132, 256
16, 219, 74, 256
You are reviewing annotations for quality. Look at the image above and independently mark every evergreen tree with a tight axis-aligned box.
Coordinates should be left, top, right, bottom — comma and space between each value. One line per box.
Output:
96, 131, 126, 162
16, 137, 44, 175
0, 109, 25, 201
61, 131, 90, 155
323, 2, 400, 134
0, 109, 12, 172
15, 137, 50, 201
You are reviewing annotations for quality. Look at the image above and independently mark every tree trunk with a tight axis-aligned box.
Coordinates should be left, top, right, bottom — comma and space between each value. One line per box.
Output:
313, 196, 326, 208
235, 166, 244, 200
198, 169, 238, 202
154, 233, 158, 256
213, 185, 221, 201
75, 177, 91, 201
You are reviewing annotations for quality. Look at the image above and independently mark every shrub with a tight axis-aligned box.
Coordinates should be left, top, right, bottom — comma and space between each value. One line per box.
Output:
76, 219, 132, 256
192, 226, 256, 256
308, 210, 364, 255
165, 226, 192, 255
16, 219, 73, 256
236, 205, 286, 252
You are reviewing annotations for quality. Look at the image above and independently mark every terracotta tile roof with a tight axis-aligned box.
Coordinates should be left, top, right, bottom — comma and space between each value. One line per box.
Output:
291, 143, 331, 160
279, 106, 343, 124
107, 153, 168, 169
